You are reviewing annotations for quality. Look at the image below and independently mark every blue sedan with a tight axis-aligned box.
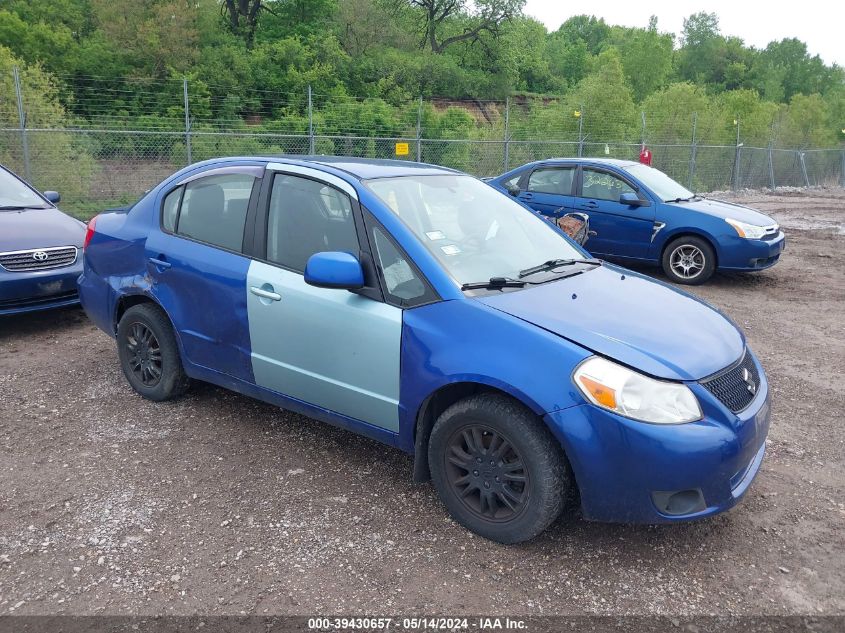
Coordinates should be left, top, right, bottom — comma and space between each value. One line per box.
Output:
0, 164, 85, 315
488, 158, 785, 284
79, 156, 770, 542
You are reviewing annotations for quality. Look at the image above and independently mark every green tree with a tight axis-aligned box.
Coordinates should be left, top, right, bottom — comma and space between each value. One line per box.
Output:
250, 35, 351, 114
256, 0, 338, 41
553, 15, 610, 55
0, 9, 77, 73
676, 12, 724, 86
1, 0, 94, 36
715, 89, 778, 145
569, 48, 637, 142
336, 0, 415, 56
0, 46, 96, 201
611, 20, 674, 101
775, 93, 837, 148
641, 82, 714, 143
497, 17, 560, 94
752, 39, 838, 100
90, 0, 203, 76
544, 37, 589, 90
396, 0, 525, 53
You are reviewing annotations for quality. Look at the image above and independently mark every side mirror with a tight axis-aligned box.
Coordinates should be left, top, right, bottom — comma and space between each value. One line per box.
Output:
619, 192, 646, 207
304, 251, 365, 290
506, 184, 520, 197
43, 191, 61, 204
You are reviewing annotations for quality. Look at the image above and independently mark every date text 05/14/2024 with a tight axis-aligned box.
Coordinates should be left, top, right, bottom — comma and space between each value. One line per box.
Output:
307, 617, 527, 630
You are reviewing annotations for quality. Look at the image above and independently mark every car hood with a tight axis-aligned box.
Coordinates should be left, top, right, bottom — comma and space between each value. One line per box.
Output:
0, 207, 86, 252
669, 197, 775, 226
478, 264, 744, 381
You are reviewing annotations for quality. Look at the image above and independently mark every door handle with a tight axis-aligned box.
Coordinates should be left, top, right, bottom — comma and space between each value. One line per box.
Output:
581, 200, 598, 209
520, 192, 534, 200
250, 286, 281, 302
148, 256, 171, 270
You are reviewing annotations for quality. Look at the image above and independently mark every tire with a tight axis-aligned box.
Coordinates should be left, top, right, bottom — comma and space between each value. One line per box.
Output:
428, 393, 570, 543
116, 303, 190, 401
662, 235, 716, 285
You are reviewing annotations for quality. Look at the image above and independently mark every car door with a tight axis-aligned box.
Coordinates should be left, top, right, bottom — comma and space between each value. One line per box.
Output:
516, 165, 576, 217
144, 165, 262, 382
573, 166, 655, 259
245, 164, 405, 432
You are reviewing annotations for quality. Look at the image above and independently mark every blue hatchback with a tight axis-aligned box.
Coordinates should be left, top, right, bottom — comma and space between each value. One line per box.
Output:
488, 158, 785, 284
79, 156, 770, 542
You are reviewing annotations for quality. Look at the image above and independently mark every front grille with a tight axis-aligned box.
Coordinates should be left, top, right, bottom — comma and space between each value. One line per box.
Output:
700, 351, 761, 413
0, 246, 78, 272
762, 225, 780, 239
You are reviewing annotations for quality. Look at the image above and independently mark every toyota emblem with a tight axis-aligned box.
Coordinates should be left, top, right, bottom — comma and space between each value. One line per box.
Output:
32, 250, 49, 261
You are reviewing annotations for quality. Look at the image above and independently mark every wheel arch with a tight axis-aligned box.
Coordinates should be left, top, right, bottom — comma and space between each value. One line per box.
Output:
659, 230, 720, 269
411, 381, 556, 484
113, 292, 176, 337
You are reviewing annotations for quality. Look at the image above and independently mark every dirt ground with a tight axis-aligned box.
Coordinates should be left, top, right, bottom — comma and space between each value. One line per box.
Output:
1, 189, 843, 617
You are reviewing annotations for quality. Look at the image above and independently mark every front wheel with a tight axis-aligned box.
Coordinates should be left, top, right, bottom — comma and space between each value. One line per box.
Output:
428, 394, 570, 543
662, 236, 716, 285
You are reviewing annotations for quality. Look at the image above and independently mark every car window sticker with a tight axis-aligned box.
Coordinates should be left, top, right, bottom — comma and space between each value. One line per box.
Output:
383, 259, 416, 292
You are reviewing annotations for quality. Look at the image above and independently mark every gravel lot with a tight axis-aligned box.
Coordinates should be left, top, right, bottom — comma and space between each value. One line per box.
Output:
1, 189, 843, 617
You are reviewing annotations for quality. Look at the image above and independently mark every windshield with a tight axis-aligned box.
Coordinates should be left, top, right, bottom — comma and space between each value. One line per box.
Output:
622, 164, 695, 202
0, 168, 48, 209
365, 175, 584, 286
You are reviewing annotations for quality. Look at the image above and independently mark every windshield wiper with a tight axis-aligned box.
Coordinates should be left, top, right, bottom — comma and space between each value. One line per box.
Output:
664, 194, 702, 203
0, 205, 35, 211
518, 258, 601, 278
461, 277, 527, 291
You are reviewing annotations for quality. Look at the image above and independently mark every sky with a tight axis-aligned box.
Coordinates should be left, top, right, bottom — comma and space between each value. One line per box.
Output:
522, 0, 845, 66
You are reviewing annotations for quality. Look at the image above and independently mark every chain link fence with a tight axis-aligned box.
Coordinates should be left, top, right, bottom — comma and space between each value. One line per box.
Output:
1, 71, 843, 217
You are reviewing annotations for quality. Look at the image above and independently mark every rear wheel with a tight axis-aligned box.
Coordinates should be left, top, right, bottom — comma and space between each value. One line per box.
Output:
662, 236, 716, 285
428, 394, 569, 543
117, 303, 189, 401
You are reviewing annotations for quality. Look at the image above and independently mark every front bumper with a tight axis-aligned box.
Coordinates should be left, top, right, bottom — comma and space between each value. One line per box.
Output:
0, 260, 83, 315
717, 231, 785, 271
545, 355, 771, 523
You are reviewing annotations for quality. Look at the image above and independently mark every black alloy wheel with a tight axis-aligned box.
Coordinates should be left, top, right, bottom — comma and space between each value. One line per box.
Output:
444, 424, 529, 522
125, 322, 163, 387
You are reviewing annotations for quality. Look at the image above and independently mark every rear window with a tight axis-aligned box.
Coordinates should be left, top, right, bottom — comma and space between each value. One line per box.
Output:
163, 173, 256, 252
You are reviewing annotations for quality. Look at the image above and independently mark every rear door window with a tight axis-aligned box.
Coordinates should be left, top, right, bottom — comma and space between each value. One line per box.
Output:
161, 187, 182, 233
163, 173, 257, 252
527, 168, 575, 195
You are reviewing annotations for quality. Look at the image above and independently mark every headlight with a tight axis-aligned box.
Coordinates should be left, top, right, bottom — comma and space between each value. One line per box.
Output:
573, 357, 702, 424
725, 218, 767, 239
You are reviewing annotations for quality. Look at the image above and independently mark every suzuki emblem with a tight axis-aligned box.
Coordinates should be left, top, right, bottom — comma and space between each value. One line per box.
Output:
742, 367, 757, 395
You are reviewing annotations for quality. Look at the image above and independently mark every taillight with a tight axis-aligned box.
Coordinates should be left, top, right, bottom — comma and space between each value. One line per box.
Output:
83, 215, 98, 251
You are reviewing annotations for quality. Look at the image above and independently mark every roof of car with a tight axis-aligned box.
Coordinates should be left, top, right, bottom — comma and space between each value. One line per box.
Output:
270, 155, 462, 179
537, 158, 639, 167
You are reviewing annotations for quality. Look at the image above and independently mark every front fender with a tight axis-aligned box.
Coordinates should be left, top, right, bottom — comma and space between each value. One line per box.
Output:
398, 298, 592, 452
651, 225, 724, 262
